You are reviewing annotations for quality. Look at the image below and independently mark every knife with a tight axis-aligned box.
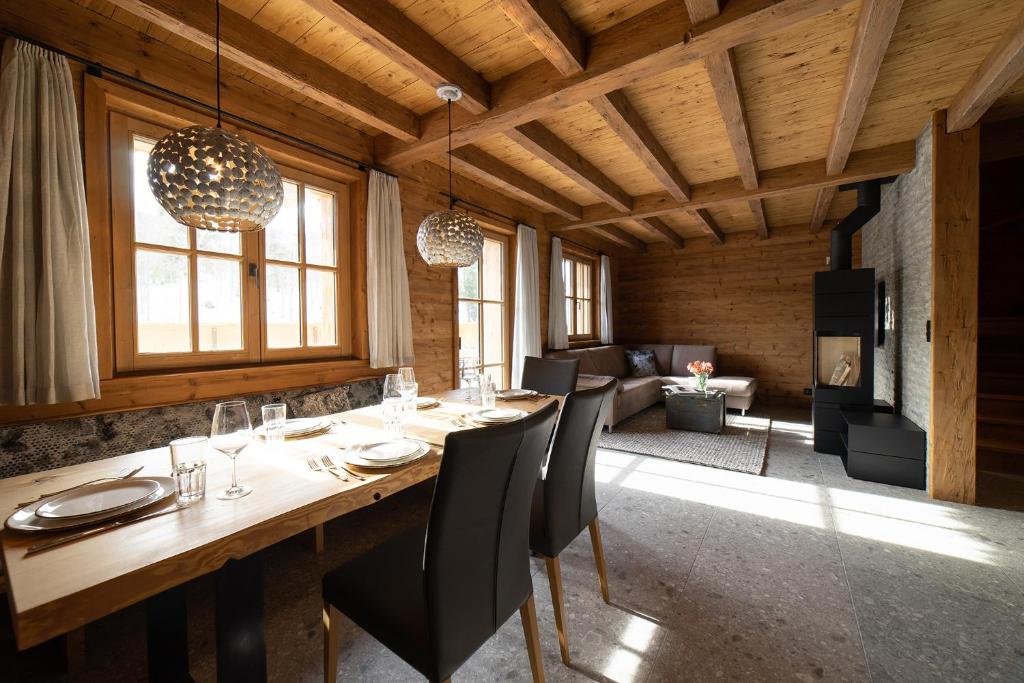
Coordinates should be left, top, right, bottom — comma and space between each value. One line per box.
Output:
25, 505, 184, 556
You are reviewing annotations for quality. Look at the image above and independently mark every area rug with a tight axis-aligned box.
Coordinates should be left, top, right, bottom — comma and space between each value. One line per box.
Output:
598, 406, 771, 475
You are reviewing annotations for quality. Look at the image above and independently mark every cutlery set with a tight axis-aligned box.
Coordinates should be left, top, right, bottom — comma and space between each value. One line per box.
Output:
307, 455, 366, 482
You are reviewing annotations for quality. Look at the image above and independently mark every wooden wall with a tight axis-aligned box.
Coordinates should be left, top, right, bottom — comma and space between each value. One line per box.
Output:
613, 226, 844, 406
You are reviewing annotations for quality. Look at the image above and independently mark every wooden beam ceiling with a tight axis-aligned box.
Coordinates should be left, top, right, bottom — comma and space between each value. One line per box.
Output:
685, 0, 769, 239
549, 141, 916, 230
449, 146, 582, 219
588, 225, 647, 252
946, 9, 1024, 133
103, 0, 420, 141
505, 122, 633, 212
636, 218, 686, 249
809, 0, 903, 232
690, 209, 725, 244
591, 89, 692, 202
376, 0, 851, 167
497, 0, 586, 76
299, 0, 490, 114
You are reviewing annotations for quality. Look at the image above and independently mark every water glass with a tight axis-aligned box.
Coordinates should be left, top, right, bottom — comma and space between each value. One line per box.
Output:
261, 403, 287, 445
169, 436, 208, 505
210, 400, 253, 500
382, 374, 404, 438
479, 376, 496, 409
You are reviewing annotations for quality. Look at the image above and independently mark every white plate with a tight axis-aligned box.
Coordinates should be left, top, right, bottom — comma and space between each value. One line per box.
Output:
6, 477, 176, 534
355, 440, 422, 462
468, 408, 527, 424
415, 397, 441, 409
36, 479, 161, 519
343, 441, 430, 469
497, 389, 536, 400
255, 417, 330, 439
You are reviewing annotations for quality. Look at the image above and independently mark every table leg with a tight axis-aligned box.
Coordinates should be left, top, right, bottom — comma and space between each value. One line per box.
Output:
146, 584, 193, 683
216, 553, 267, 683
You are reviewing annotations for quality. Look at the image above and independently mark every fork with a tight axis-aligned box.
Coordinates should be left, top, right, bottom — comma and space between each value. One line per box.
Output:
322, 455, 365, 481
307, 457, 348, 482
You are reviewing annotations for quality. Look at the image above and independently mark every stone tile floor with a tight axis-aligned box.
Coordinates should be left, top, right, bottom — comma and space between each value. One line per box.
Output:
2, 407, 1023, 681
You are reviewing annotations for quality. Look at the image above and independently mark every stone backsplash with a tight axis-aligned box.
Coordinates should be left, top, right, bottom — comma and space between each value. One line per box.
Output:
0, 378, 383, 479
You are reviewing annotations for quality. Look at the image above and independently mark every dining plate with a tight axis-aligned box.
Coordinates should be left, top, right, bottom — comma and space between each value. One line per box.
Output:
415, 397, 441, 409
255, 417, 330, 439
355, 440, 422, 462
467, 408, 527, 424
343, 441, 430, 469
496, 389, 537, 400
35, 479, 161, 519
6, 477, 176, 533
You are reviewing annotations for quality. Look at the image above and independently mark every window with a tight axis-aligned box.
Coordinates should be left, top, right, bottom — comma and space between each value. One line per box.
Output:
456, 234, 510, 390
563, 254, 597, 341
110, 112, 352, 371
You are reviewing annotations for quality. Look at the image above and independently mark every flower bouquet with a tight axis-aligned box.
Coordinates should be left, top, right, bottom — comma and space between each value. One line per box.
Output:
687, 360, 715, 395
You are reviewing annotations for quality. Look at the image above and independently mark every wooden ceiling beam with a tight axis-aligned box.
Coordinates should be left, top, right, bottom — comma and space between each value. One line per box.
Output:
547, 141, 916, 230
300, 0, 490, 114
947, 9, 1024, 133
377, 0, 851, 166
809, 186, 836, 234
449, 146, 582, 220
748, 199, 769, 239
505, 122, 632, 212
588, 225, 647, 252
690, 209, 725, 244
103, 0, 419, 141
635, 218, 686, 249
591, 89, 692, 202
810, 0, 903, 231
497, 0, 586, 76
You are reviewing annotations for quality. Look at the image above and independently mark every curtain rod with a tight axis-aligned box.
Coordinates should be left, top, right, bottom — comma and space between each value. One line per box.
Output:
0, 29, 399, 180
442, 192, 608, 257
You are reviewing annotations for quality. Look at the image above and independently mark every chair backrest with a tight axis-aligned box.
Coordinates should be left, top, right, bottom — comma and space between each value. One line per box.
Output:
521, 356, 580, 395
536, 380, 617, 557
423, 401, 558, 678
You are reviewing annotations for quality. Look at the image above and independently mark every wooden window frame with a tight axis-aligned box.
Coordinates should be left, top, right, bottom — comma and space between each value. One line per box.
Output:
452, 227, 514, 390
0, 75, 377, 424
563, 249, 599, 342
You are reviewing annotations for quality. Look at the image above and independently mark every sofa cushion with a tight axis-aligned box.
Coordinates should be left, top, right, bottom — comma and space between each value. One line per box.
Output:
624, 349, 658, 377
586, 345, 629, 378
626, 344, 674, 376
616, 377, 663, 421
620, 376, 662, 394
577, 373, 621, 393
670, 345, 717, 377
662, 375, 757, 397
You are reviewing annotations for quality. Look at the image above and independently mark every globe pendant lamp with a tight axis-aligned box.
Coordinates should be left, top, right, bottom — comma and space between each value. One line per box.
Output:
415, 85, 484, 267
147, 0, 283, 232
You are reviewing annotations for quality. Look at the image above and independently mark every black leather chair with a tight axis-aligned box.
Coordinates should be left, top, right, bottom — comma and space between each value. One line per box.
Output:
529, 381, 617, 665
521, 356, 580, 396
322, 401, 558, 683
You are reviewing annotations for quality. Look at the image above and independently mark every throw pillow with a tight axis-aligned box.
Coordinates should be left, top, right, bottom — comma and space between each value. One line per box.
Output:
625, 349, 658, 377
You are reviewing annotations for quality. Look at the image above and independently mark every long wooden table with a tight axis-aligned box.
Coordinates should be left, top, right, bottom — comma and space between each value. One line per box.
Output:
0, 391, 557, 678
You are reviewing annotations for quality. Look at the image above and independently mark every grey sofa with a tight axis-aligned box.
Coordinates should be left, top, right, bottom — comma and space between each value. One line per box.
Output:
545, 344, 757, 427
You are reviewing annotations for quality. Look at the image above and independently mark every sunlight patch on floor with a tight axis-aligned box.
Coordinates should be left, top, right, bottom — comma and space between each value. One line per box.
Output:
599, 613, 661, 682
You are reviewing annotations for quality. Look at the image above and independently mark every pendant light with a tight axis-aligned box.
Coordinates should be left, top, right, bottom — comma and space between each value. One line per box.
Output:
147, 0, 283, 232
415, 85, 484, 267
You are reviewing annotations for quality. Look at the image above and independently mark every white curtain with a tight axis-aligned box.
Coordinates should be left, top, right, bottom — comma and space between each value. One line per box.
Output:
367, 169, 414, 368
600, 254, 613, 344
0, 40, 100, 406
547, 236, 568, 350
510, 224, 540, 388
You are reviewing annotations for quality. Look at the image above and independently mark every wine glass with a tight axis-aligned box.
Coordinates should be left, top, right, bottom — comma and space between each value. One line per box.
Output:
210, 400, 253, 500
381, 374, 404, 438
397, 366, 418, 415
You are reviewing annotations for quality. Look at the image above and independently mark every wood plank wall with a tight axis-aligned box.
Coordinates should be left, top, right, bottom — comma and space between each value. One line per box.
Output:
613, 226, 846, 406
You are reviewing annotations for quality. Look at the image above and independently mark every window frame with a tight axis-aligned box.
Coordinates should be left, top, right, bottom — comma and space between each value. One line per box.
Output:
452, 228, 514, 390
562, 250, 599, 342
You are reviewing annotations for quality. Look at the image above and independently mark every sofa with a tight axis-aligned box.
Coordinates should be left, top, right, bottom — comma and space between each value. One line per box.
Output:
545, 344, 757, 427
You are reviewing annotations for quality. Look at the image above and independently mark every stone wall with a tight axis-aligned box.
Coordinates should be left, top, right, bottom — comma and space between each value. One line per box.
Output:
861, 122, 932, 430
0, 378, 382, 479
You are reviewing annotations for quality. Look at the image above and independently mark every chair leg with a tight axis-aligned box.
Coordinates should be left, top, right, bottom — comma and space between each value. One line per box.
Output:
323, 602, 341, 683
589, 518, 610, 604
544, 556, 571, 665
519, 593, 546, 683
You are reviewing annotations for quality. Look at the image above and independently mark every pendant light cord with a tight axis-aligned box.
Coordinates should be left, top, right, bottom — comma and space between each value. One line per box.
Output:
447, 98, 453, 209
215, 0, 222, 128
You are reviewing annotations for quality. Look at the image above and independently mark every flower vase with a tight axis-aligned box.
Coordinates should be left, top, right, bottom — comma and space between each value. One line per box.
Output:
697, 375, 709, 395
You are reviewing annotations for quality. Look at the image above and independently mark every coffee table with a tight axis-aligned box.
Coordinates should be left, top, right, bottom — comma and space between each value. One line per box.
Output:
664, 386, 726, 434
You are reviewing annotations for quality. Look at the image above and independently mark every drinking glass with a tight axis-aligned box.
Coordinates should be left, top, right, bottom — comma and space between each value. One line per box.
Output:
462, 368, 480, 402
261, 403, 287, 446
381, 374, 404, 438
398, 366, 416, 387
479, 376, 496, 409
169, 436, 207, 505
210, 400, 253, 500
